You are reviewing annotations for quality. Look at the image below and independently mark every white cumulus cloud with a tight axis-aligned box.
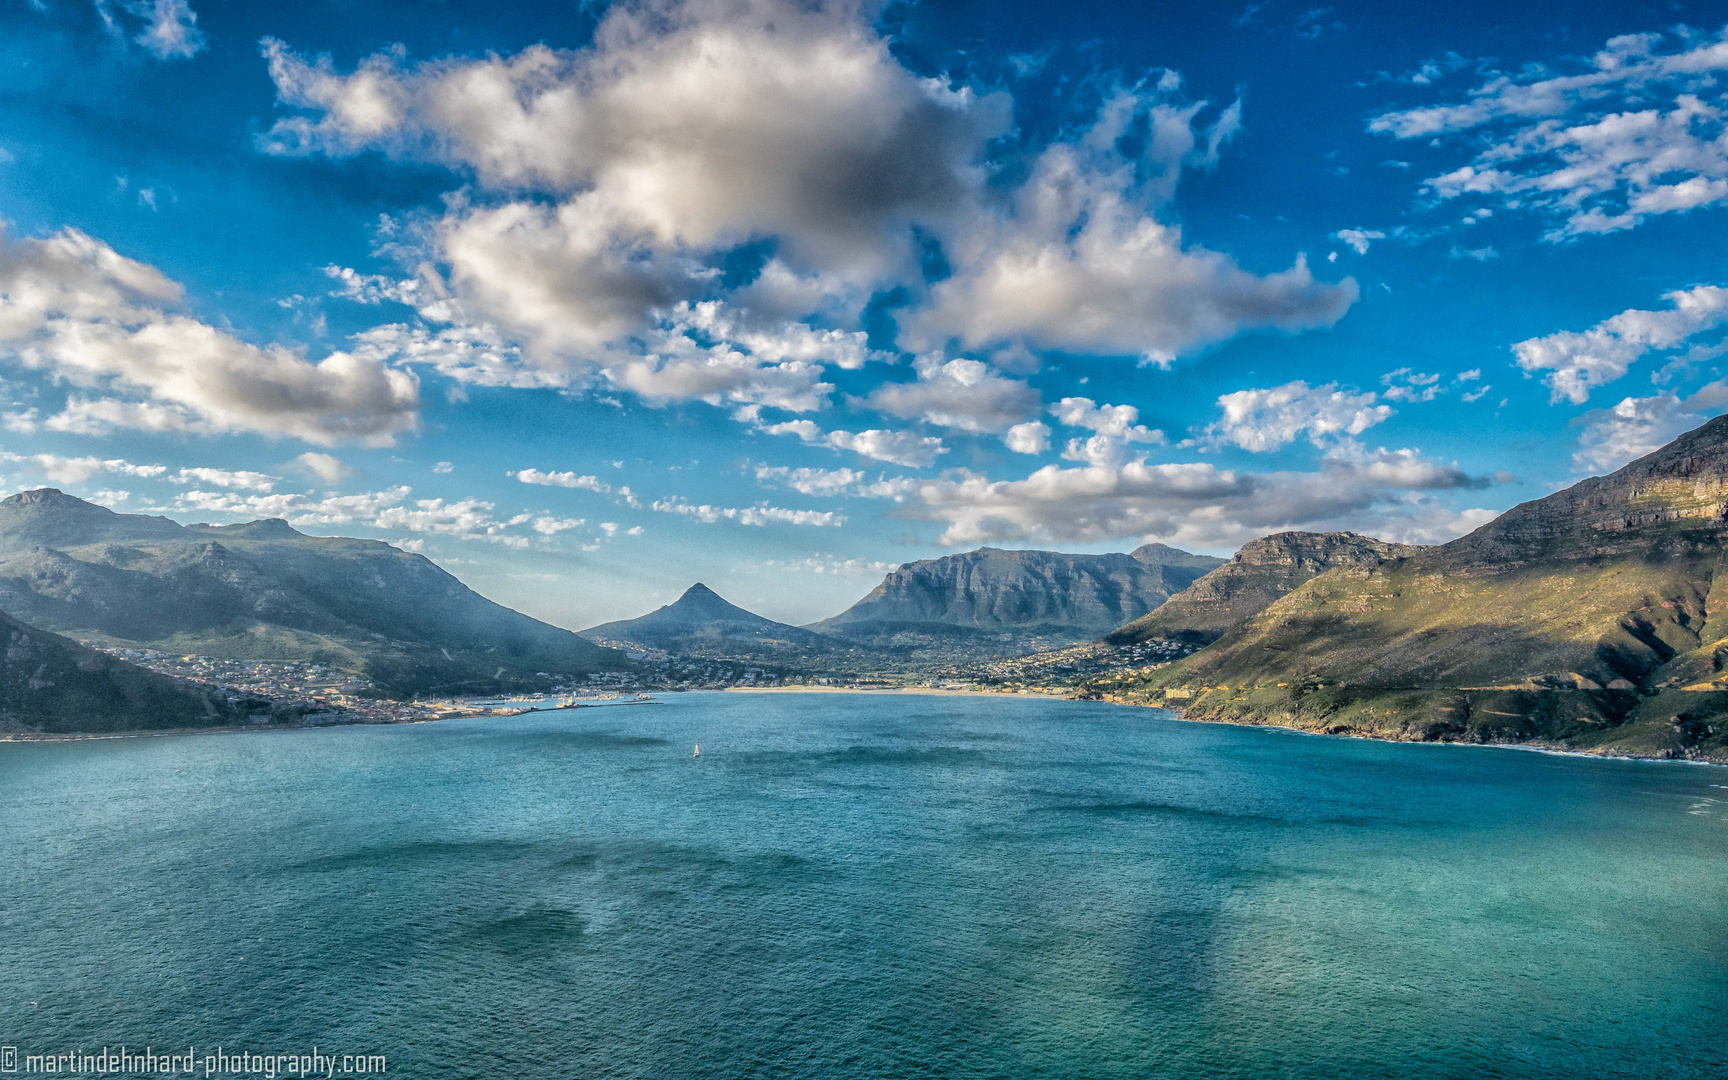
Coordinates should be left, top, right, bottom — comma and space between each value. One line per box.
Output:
3, 453, 167, 485
865, 355, 1040, 433
0, 227, 421, 445
753, 464, 917, 500
910, 446, 1493, 549
823, 427, 947, 468
1572, 380, 1728, 472
1050, 397, 1165, 466
258, 0, 1355, 396
1513, 285, 1728, 404
1004, 420, 1051, 455
1200, 380, 1393, 451
513, 468, 612, 492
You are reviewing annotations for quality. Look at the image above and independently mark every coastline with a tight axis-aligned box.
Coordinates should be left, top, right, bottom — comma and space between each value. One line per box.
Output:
723, 686, 1066, 699
1146, 699, 1728, 768
732, 680, 1728, 767
0, 698, 661, 744
4, 687, 1718, 766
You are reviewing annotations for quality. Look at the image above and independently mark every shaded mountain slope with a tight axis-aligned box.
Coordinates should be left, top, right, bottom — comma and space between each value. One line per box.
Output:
814, 545, 1224, 644
1106, 532, 1418, 646
0, 490, 621, 696
0, 609, 263, 734
1128, 415, 1728, 761
582, 583, 833, 655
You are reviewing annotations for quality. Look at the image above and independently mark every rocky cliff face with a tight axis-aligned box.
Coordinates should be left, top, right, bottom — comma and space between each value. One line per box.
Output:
1442, 414, 1728, 565
582, 583, 834, 655
1107, 532, 1418, 645
814, 545, 1224, 641
0, 490, 621, 695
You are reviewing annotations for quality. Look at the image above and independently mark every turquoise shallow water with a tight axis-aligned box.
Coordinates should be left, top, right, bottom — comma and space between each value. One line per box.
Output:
1, 692, 1725, 1078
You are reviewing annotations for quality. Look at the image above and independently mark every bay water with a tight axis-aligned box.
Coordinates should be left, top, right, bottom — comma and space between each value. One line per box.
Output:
1, 692, 1724, 1078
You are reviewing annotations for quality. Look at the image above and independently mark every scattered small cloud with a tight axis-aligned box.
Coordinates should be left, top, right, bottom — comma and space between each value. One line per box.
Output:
291, 452, 352, 483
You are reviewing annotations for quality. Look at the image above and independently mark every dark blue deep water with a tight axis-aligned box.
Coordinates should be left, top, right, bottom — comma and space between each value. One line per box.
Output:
2, 692, 1725, 1078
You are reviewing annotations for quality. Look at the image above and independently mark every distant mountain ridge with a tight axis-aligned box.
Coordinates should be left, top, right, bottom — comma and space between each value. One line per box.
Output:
582, 583, 834, 655
0, 490, 620, 696
1107, 532, 1418, 645
814, 544, 1225, 644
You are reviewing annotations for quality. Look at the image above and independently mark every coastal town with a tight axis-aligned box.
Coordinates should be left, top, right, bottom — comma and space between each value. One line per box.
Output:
78, 643, 930, 727
73, 636, 1202, 729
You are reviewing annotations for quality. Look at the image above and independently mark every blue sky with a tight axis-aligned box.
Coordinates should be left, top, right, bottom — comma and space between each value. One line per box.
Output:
2, 0, 1726, 626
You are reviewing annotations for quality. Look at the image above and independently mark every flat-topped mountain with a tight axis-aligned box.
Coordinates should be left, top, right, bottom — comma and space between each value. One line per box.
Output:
814, 544, 1224, 645
1107, 532, 1418, 646
1136, 415, 1728, 760
0, 487, 186, 553
0, 490, 621, 696
581, 583, 832, 655
0, 608, 263, 734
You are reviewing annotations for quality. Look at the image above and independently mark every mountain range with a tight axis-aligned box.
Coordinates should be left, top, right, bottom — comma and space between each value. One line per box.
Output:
0, 489, 620, 696
19, 406, 1728, 764
811, 544, 1224, 649
1126, 415, 1728, 762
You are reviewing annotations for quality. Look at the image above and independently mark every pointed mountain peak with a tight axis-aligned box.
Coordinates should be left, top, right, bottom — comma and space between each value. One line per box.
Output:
581, 580, 826, 653
665, 582, 751, 619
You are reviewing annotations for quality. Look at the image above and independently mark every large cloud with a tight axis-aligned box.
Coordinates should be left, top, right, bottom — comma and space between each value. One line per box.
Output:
0, 228, 421, 445
262, 0, 1005, 283
904, 95, 1358, 359
1371, 28, 1728, 239
262, 0, 1355, 394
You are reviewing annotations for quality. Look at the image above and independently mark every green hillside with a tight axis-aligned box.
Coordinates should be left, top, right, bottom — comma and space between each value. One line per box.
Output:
1106, 531, 1417, 645
0, 609, 266, 735
1101, 415, 1728, 762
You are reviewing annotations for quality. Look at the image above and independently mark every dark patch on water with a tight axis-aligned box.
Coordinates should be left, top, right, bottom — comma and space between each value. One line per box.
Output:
1216, 863, 1325, 885
463, 908, 586, 955
1314, 814, 1380, 827
285, 839, 540, 873
1040, 800, 1288, 825
555, 844, 602, 870
738, 744, 988, 770
492, 729, 671, 749
604, 840, 738, 877
556, 840, 837, 893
